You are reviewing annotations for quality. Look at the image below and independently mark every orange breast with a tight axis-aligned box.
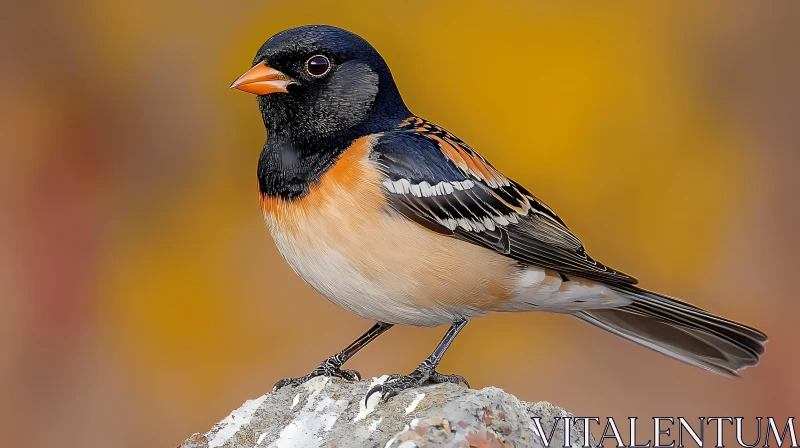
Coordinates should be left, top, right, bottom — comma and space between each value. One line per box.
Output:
259, 136, 518, 326
259, 136, 380, 228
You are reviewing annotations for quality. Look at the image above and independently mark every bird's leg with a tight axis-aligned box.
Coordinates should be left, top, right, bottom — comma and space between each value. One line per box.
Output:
366, 319, 469, 403
273, 322, 393, 391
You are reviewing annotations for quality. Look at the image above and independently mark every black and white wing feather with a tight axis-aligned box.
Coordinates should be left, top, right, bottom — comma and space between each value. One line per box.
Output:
371, 117, 638, 286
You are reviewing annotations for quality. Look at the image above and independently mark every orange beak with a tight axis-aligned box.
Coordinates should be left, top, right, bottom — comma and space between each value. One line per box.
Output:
230, 62, 292, 95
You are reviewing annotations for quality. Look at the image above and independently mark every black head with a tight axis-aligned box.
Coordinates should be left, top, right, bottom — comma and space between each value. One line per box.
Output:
232, 25, 410, 148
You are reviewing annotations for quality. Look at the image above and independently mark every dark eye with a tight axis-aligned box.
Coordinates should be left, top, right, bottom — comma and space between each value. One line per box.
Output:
306, 55, 330, 76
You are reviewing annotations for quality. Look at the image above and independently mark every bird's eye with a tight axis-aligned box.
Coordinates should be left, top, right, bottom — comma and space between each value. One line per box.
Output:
306, 55, 330, 77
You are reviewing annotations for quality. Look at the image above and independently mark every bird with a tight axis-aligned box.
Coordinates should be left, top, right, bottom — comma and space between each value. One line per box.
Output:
230, 24, 767, 402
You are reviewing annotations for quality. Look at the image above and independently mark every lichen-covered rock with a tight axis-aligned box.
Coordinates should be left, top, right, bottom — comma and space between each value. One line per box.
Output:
181, 376, 591, 448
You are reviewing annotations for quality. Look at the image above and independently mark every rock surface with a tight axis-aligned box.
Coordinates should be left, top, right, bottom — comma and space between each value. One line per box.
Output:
181, 376, 592, 448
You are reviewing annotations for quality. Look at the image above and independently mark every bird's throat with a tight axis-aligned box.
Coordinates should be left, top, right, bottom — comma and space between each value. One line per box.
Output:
256, 137, 348, 201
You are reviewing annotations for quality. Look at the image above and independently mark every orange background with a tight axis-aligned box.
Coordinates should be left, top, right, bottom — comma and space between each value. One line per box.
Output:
2, 1, 798, 446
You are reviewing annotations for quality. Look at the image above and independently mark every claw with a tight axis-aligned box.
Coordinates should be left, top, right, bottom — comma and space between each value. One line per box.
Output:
363, 370, 469, 403
364, 384, 384, 406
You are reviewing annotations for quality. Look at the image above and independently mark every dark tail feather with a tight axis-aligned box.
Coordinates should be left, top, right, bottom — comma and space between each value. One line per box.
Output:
575, 287, 767, 377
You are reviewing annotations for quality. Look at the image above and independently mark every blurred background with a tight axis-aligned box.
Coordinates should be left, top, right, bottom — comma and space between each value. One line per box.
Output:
1, 1, 798, 446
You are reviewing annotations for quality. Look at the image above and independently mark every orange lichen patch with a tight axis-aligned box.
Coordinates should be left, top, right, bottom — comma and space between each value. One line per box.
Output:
482, 406, 494, 425
184, 434, 207, 445
465, 432, 493, 448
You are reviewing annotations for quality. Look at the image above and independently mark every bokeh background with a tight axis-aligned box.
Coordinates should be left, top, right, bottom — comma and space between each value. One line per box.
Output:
2, 1, 798, 446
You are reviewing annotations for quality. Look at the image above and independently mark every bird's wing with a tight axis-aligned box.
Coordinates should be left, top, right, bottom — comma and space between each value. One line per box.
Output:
370, 117, 638, 285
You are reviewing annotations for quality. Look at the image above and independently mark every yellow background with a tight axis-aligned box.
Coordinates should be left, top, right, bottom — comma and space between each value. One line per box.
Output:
2, 1, 798, 446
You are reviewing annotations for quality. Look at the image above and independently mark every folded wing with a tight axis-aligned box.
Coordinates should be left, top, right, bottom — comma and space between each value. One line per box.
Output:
371, 117, 638, 286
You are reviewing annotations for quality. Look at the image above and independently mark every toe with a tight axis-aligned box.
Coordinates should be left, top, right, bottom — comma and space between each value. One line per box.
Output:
430, 372, 470, 388
453, 375, 470, 388
339, 369, 361, 381
272, 377, 295, 392
364, 384, 384, 406
272, 372, 316, 392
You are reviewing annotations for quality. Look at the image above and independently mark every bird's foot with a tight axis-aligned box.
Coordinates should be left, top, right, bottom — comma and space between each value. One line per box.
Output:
273, 355, 360, 392
429, 371, 470, 388
366, 369, 469, 404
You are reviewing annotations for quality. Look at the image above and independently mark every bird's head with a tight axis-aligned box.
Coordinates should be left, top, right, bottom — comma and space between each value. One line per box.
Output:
232, 25, 410, 146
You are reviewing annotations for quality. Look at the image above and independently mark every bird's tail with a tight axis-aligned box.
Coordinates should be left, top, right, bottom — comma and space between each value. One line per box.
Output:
574, 287, 767, 377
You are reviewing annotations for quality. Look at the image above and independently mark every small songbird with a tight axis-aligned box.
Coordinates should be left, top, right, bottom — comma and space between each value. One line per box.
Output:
231, 25, 767, 401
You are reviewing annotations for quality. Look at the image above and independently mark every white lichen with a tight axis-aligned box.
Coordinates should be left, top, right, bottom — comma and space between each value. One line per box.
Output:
368, 417, 383, 432
269, 377, 348, 448
404, 393, 425, 415
206, 394, 268, 448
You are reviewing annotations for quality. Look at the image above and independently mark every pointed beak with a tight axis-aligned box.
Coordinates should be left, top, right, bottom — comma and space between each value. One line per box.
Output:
230, 62, 291, 95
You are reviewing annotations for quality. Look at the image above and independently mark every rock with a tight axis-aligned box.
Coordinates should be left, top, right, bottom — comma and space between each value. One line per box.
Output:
180, 376, 592, 448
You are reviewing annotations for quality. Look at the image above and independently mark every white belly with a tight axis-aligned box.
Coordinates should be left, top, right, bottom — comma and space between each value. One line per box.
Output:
266, 215, 461, 326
